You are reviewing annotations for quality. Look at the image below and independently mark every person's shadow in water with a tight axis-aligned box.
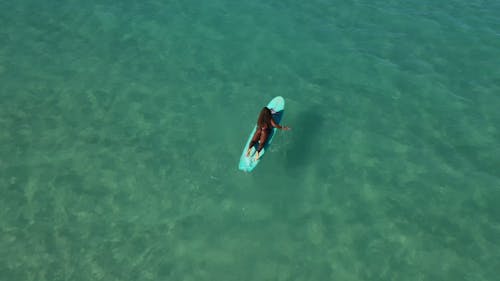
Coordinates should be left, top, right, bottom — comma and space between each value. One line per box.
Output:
284, 106, 325, 172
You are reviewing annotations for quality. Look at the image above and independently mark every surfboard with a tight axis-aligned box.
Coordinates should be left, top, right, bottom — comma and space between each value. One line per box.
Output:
238, 96, 285, 172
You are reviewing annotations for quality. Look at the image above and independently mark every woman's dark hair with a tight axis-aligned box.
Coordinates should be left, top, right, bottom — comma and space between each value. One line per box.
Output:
257, 107, 272, 128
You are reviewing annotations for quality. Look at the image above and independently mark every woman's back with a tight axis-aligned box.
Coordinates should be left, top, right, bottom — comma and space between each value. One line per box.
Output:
257, 107, 273, 129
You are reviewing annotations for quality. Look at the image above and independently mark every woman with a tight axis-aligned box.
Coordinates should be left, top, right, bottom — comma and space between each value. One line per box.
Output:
246, 107, 290, 160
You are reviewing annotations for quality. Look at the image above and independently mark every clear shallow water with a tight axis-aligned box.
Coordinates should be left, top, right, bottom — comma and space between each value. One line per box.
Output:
1, 0, 499, 280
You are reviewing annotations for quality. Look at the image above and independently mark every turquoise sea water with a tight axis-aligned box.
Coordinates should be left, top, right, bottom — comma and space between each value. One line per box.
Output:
1, 0, 499, 280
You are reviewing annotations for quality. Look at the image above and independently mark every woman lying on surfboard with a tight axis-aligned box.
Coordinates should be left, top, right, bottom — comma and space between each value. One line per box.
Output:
246, 107, 290, 160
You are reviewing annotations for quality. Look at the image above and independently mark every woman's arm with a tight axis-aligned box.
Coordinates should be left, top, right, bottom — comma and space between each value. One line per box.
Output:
271, 119, 290, 130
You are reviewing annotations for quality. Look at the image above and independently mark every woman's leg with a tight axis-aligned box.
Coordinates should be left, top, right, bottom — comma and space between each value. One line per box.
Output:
247, 129, 261, 156
256, 129, 270, 153
248, 129, 261, 149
